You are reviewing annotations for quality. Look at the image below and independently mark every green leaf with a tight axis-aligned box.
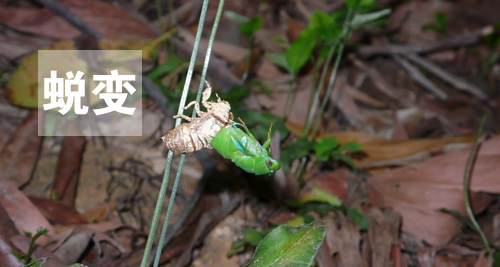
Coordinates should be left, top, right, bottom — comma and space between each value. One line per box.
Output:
22, 257, 50, 267
224, 10, 249, 24
245, 222, 326, 267
493, 252, 500, 267
240, 16, 263, 37
313, 137, 339, 161
308, 11, 341, 42
351, 9, 391, 28
242, 229, 268, 246
435, 12, 448, 30
285, 138, 313, 159
147, 54, 186, 80
286, 187, 343, 207
333, 154, 357, 169
346, 208, 369, 230
345, 0, 373, 7
284, 32, 316, 76
266, 52, 289, 72
272, 36, 289, 44
338, 141, 363, 153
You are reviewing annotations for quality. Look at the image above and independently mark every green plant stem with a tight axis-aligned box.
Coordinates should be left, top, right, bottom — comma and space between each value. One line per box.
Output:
282, 77, 295, 120
152, 155, 185, 267
147, 0, 227, 265
310, 2, 357, 138
139, 0, 212, 266
462, 111, 492, 261
241, 37, 253, 83
302, 62, 322, 138
24, 228, 49, 264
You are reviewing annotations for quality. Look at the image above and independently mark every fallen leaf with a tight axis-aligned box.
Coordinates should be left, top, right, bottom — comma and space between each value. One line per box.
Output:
52, 135, 87, 207
0, 111, 41, 187
0, 0, 156, 40
367, 135, 500, 245
28, 196, 87, 225
0, 179, 54, 245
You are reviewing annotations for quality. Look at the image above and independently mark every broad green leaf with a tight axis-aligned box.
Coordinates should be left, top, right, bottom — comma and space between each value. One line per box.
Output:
493, 252, 500, 267
245, 222, 326, 267
225, 10, 249, 24
242, 229, 268, 246
313, 137, 339, 161
333, 154, 357, 169
435, 13, 448, 30
308, 11, 341, 42
338, 141, 363, 153
345, 0, 373, 7
22, 257, 49, 267
240, 16, 263, 37
351, 9, 391, 28
147, 54, 186, 80
286, 187, 342, 207
285, 216, 305, 227
346, 208, 369, 230
284, 32, 316, 76
285, 138, 313, 159
266, 52, 289, 72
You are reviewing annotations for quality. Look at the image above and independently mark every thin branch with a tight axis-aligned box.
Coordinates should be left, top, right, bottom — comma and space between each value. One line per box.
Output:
357, 25, 493, 58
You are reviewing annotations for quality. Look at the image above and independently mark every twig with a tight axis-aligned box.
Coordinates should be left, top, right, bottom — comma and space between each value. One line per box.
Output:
393, 55, 448, 100
357, 25, 493, 58
348, 54, 414, 108
32, 0, 104, 39
403, 53, 488, 100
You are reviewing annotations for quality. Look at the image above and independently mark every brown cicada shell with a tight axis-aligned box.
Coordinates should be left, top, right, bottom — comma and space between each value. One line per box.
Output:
162, 81, 233, 153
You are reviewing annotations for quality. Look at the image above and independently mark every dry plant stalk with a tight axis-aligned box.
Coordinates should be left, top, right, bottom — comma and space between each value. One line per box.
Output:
162, 82, 232, 153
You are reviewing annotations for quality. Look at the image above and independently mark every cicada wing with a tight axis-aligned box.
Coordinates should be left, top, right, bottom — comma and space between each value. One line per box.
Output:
230, 136, 250, 155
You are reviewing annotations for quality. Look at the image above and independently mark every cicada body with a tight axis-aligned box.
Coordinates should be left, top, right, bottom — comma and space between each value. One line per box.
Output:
209, 122, 281, 175
163, 115, 227, 153
162, 82, 232, 153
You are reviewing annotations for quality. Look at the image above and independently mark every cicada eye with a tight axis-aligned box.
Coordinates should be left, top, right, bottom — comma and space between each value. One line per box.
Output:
266, 159, 273, 168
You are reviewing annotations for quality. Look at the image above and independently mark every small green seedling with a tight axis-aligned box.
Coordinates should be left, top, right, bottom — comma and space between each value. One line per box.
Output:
210, 119, 281, 175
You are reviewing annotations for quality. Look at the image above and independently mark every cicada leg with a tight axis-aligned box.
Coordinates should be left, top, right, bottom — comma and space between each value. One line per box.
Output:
201, 80, 213, 110
173, 114, 193, 121
262, 123, 273, 149
183, 100, 204, 116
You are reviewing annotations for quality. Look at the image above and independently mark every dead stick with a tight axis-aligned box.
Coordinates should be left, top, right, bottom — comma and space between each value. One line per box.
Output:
393, 55, 448, 100
403, 53, 488, 100
32, 0, 104, 39
357, 25, 493, 58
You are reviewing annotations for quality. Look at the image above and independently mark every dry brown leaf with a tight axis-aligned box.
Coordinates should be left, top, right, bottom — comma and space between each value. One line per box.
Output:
0, 179, 54, 245
52, 135, 87, 207
0, 0, 156, 40
285, 120, 475, 168
28, 196, 87, 225
367, 135, 500, 246
0, 111, 41, 187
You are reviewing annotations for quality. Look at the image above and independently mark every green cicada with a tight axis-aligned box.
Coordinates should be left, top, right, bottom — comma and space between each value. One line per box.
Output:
210, 120, 281, 175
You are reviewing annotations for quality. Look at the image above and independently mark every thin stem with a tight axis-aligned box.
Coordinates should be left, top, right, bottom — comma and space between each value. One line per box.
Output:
303, 40, 340, 139
241, 37, 253, 83
139, 152, 174, 267
139, 0, 212, 265
462, 111, 492, 261
282, 77, 295, 120
311, 3, 357, 138
148, 0, 227, 265
152, 154, 185, 267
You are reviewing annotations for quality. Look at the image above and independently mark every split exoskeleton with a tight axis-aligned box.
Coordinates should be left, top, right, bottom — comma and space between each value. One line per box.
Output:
162, 81, 233, 153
